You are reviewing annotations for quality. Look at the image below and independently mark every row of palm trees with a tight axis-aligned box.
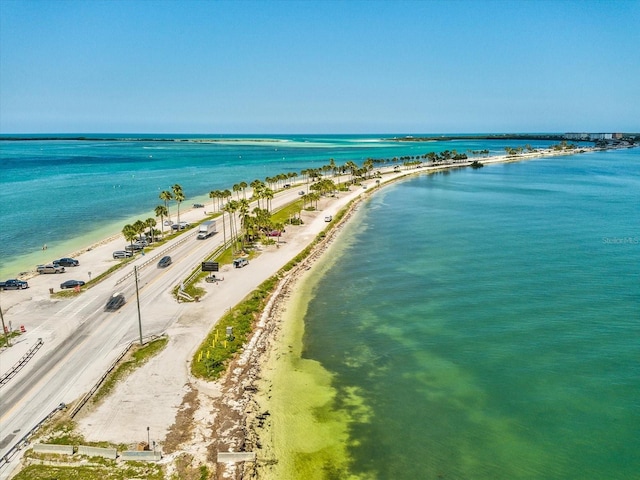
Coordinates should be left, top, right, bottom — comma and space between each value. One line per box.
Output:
122, 218, 158, 244
130, 149, 470, 250
138, 160, 372, 250
121, 184, 186, 247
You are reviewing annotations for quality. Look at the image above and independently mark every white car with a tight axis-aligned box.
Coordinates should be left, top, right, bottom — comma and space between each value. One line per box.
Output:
324, 215, 333, 222
113, 250, 133, 259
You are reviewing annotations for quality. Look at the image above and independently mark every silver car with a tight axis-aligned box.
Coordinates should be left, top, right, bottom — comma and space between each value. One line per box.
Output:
37, 264, 65, 274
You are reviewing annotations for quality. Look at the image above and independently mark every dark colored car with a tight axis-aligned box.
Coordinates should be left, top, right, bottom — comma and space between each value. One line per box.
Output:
171, 222, 190, 231
105, 293, 126, 311
54, 257, 80, 267
60, 279, 86, 290
0, 279, 29, 290
193, 203, 204, 208
233, 258, 249, 268
158, 256, 172, 268
125, 243, 144, 252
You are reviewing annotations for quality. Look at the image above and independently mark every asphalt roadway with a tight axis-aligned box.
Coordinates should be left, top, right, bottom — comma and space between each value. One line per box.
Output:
0, 184, 310, 478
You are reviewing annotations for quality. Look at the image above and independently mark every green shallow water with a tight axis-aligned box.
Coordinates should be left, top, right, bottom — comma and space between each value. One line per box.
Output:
259, 149, 639, 479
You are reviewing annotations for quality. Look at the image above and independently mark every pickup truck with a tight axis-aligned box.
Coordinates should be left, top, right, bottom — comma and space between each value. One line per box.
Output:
37, 264, 66, 274
0, 279, 29, 290
233, 258, 249, 268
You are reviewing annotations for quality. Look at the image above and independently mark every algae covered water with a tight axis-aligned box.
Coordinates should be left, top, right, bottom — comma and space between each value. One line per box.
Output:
261, 148, 639, 479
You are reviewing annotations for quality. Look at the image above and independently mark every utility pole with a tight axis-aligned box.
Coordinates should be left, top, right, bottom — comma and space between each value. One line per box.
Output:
0, 296, 10, 347
134, 265, 143, 345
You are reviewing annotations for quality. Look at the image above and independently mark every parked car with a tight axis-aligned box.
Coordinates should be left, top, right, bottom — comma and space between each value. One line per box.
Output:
171, 222, 190, 231
164, 220, 174, 226
266, 230, 282, 237
60, 279, 85, 290
124, 243, 144, 252
37, 264, 66, 274
298, 190, 305, 195
193, 203, 204, 208
53, 257, 79, 267
105, 293, 126, 311
0, 279, 29, 290
324, 215, 333, 222
113, 250, 133, 259
158, 256, 172, 268
233, 258, 249, 268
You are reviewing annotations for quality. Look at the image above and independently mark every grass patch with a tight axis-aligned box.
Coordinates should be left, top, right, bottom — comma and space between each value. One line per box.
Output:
36, 417, 85, 446
0, 331, 20, 348
92, 336, 168, 405
271, 199, 304, 224
191, 276, 278, 380
12, 463, 164, 480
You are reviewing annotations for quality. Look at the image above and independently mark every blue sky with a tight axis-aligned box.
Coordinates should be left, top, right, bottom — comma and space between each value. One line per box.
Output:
1, 0, 638, 134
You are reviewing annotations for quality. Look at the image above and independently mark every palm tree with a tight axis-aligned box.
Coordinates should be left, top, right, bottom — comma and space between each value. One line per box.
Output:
172, 184, 185, 225
133, 220, 146, 241
309, 192, 321, 210
155, 205, 168, 237
238, 198, 250, 246
345, 161, 358, 184
222, 189, 232, 209
263, 187, 274, 212
209, 190, 218, 212
272, 221, 285, 243
329, 158, 337, 177
122, 224, 137, 245
239, 181, 248, 199
145, 217, 156, 242
233, 183, 241, 200
159, 190, 173, 222
223, 200, 239, 251
250, 179, 263, 207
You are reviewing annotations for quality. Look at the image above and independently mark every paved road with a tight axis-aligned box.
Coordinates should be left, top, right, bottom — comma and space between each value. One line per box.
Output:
0, 181, 313, 474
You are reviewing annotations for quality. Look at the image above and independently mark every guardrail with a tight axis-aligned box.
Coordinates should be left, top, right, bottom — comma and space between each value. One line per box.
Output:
0, 338, 44, 388
114, 231, 198, 287
0, 402, 66, 470
69, 334, 162, 419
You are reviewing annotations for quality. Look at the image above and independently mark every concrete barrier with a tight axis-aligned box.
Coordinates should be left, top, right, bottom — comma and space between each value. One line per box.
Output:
120, 450, 162, 461
77, 445, 117, 459
32, 443, 74, 455
217, 452, 256, 462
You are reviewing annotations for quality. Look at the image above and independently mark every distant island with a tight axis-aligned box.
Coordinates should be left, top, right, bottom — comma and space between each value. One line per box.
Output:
389, 132, 638, 146
1, 132, 637, 147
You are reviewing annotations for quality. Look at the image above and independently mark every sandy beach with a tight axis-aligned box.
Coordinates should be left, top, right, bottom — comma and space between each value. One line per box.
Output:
1, 146, 595, 478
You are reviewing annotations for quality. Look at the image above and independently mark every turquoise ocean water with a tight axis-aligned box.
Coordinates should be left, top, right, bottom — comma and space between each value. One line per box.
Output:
0, 134, 555, 277
294, 147, 639, 479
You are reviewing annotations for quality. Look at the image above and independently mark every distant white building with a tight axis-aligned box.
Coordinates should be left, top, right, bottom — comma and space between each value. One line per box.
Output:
564, 132, 614, 141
